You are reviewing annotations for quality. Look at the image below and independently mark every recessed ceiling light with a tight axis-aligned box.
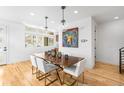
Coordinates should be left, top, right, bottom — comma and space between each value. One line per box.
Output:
30, 12, 35, 16
74, 10, 78, 14
114, 16, 119, 19
51, 21, 55, 23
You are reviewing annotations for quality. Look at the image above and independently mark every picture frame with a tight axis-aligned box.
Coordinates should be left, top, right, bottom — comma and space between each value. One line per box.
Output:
62, 27, 78, 48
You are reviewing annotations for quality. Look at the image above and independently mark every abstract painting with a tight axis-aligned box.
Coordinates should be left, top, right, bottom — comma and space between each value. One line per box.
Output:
62, 27, 78, 48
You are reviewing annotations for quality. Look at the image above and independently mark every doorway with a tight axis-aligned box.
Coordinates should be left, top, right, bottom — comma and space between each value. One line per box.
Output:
0, 25, 8, 65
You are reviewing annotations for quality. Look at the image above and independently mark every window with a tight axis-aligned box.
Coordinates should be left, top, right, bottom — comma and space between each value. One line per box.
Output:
25, 26, 55, 48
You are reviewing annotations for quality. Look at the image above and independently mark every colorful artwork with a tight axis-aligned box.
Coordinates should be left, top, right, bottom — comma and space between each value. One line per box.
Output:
63, 27, 78, 48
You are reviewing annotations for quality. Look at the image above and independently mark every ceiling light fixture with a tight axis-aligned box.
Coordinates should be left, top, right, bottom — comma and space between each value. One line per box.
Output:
74, 10, 78, 14
30, 12, 35, 16
114, 16, 119, 20
45, 16, 48, 30
61, 6, 66, 25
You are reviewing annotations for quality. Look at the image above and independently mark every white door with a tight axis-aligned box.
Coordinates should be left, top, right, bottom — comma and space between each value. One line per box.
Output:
0, 25, 7, 65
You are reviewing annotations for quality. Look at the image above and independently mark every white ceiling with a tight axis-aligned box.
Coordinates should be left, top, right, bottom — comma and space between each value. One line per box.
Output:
0, 6, 124, 31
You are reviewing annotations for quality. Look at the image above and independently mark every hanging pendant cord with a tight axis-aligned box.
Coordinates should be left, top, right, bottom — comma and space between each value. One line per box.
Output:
45, 16, 48, 30
61, 6, 66, 26
62, 9, 64, 25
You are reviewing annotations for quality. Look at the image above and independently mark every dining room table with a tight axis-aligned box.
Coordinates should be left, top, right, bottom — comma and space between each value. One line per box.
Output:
39, 52, 84, 68
35, 51, 84, 85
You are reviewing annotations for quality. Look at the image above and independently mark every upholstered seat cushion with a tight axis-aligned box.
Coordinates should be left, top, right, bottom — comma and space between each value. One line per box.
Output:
30, 55, 37, 67
45, 63, 58, 73
64, 59, 85, 78
64, 65, 78, 77
34, 53, 43, 57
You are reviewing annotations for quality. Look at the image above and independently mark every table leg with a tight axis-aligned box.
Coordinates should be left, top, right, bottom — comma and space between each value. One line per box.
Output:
62, 71, 65, 85
56, 69, 62, 85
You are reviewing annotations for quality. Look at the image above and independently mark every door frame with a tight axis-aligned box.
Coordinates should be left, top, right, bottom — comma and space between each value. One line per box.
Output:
0, 24, 8, 65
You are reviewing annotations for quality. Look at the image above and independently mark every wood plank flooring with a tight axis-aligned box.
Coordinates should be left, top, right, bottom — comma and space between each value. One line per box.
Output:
85, 62, 124, 86
0, 60, 124, 86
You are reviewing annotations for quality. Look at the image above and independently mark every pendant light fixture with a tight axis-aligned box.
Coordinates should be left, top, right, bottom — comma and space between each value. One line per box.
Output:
61, 6, 66, 25
45, 16, 48, 30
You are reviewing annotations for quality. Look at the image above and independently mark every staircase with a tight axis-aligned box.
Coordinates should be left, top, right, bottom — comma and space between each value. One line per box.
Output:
119, 47, 124, 73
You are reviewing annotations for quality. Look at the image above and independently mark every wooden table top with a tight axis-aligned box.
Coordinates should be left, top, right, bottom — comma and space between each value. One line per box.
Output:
36, 52, 84, 67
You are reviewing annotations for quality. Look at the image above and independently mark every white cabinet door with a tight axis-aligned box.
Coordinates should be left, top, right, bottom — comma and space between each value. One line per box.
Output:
0, 25, 7, 65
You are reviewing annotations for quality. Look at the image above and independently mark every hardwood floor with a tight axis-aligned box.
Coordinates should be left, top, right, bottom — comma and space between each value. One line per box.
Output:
85, 62, 124, 86
0, 61, 124, 86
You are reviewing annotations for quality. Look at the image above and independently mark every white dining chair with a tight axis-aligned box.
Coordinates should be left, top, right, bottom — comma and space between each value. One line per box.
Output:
63, 58, 85, 86
30, 55, 37, 75
34, 52, 43, 57
35, 56, 62, 86
34, 52, 51, 64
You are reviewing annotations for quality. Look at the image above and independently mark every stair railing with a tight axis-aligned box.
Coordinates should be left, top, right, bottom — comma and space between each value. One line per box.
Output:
119, 47, 124, 73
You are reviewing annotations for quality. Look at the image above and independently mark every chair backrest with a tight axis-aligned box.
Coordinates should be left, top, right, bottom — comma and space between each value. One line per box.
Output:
34, 53, 43, 57
75, 59, 85, 77
30, 55, 37, 67
35, 57, 47, 73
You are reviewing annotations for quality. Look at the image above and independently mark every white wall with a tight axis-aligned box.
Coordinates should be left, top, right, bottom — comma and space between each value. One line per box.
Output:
0, 19, 56, 64
59, 17, 95, 69
96, 19, 124, 65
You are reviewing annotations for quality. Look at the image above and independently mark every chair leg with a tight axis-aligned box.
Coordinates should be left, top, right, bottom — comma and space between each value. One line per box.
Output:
32, 66, 33, 74
32, 66, 37, 75
63, 71, 65, 84
70, 75, 72, 78
82, 72, 84, 84
36, 68, 38, 78
45, 74, 46, 86
76, 77, 79, 86
56, 69, 62, 85
36, 68, 40, 79
36, 70, 40, 79
37, 70, 61, 86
